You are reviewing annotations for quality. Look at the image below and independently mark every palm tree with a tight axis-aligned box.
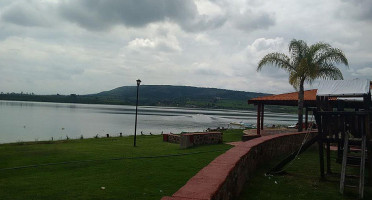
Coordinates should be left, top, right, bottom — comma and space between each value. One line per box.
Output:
257, 39, 348, 131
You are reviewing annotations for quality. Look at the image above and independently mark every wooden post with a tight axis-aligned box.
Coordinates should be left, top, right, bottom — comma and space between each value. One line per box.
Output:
337, 116, 344, 162
261, 104, 264, 130
305, 107, 309, 130
256, 104, 261, 135
363, 92, 371, 188
340, 132, 349, 194
359, 117, 366, 198
319, 135, 325, 178
314, 103, 325, 179
326, 141, 331, 174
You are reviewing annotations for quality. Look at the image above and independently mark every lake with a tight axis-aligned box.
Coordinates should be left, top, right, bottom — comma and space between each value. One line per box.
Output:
0, 100, 297, 144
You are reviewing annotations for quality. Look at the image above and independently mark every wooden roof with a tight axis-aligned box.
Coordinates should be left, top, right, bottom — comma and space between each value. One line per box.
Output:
248, 89, 317, 107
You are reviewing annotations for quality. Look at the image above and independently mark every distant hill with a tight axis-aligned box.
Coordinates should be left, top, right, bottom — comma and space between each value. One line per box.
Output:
89, 85, 268, 109
0, 85, 268, 110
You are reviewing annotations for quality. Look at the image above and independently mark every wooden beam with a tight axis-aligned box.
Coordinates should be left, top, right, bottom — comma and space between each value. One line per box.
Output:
305, 107, 309, 130
261, 104, 264, 130
314, 109, 325, 178
256, 104, 261, 135
319, 137, 325, 178
366, 113, 372, 183
326, 141, 331, 174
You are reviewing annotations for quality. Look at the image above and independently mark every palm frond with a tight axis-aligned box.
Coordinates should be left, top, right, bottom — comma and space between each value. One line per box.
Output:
289, 39, 308, 63
304, 63, 319, 84
315, 48, 349, 67
316, 64, 344, 80
257, 53, 293, 72
288, 71, 300, 90
308, 42, 331, 59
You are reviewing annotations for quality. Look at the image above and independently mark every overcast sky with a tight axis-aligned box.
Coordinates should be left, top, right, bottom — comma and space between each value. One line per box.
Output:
0, 0, 371, 95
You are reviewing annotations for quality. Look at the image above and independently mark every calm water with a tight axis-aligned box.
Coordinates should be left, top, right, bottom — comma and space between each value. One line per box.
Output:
0, 100, 297, 144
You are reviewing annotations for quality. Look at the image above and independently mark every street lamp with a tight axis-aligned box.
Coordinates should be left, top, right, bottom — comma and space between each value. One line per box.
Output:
134, 79, 141, 147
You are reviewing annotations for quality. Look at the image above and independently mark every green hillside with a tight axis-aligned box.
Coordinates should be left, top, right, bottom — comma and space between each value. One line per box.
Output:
0, 85, 268, 110
92, 85, 267, 109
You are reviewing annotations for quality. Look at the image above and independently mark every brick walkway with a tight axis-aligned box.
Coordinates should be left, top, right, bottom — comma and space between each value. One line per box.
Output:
243, 128, 298, 136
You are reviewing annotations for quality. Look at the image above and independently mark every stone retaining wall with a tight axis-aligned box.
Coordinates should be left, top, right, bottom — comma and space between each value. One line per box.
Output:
162, 131, 317, 200
163, 132, 223, 148
190, 132, 222, 145
163, 134, 180, 144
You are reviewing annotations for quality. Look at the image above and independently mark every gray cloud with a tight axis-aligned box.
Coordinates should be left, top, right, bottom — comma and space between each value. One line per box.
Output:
58, 0, 226, 31
339, 0, 372, 22
233, 11, 275, 31
1, 1, 53, 27
0, 0, 371, 95
211, 0, 275, 31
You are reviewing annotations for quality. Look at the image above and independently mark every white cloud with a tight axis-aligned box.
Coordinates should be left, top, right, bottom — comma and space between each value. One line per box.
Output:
244, 37, 286, 72
194, 34, 219, 46
128, 38, 156, 49
246, 37, 285, 53
127, 35, 182, 52
195, 0, 225, 16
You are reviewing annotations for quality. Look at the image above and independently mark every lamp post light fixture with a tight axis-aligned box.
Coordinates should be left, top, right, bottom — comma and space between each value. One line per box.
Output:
134, 79, 141, 147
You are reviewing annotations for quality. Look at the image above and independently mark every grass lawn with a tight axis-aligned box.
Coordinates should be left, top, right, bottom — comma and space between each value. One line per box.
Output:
239, 148, 372, 200
0, 129, 244, 200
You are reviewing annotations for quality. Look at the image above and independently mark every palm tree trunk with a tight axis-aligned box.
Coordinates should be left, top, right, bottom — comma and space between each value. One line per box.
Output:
298, 80, 305, 132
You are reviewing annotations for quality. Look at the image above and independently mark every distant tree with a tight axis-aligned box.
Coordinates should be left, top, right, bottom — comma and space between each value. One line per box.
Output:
257, 39, 348, 131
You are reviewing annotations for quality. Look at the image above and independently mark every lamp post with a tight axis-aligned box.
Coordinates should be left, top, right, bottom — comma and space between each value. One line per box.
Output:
134, 79, 141, 147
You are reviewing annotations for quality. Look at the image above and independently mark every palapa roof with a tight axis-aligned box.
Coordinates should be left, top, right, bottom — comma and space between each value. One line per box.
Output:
248, 89, 317, 107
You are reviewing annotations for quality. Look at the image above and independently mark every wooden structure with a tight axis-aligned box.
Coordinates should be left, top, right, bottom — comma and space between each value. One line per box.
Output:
248, 89, 318, 135
314, 79, 371, 199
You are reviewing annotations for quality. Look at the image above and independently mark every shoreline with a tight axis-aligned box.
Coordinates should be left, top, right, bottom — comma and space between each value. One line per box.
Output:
0, 133, 159, 146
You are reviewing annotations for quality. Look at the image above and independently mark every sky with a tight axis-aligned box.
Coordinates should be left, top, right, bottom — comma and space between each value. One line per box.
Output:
0, 0, 371, 95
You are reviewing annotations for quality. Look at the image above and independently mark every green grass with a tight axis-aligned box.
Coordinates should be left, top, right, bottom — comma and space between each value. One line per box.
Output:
0, 130, 244, 200
239, 149, 372, 200
222, 129, 245, 143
